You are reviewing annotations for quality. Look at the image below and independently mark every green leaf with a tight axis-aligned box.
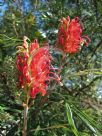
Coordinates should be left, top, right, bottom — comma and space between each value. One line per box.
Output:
73, 106, 102, 136
65, 103, 79, 136
0, 48, 2, 62
0, 105, 6, 111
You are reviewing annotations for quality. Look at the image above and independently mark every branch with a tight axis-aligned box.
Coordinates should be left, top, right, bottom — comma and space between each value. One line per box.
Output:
82, 99, 102, 112
90, 39, 102, 58
74, 76, 101, 96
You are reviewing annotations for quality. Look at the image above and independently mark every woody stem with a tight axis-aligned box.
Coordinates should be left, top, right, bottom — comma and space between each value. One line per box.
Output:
22, 97, 29, 136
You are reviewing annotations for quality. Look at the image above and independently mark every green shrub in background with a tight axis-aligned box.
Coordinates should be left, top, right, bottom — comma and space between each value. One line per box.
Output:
0, 0, 102, 136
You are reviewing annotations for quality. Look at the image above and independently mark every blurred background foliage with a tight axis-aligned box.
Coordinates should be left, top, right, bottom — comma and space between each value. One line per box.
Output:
0, 0, 102, 135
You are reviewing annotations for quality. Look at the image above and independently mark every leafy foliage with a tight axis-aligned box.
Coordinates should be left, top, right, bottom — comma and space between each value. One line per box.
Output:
0, 0, 102, 136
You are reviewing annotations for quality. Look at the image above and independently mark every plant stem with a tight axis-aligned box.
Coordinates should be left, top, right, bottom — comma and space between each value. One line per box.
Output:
22, 104, 28, 136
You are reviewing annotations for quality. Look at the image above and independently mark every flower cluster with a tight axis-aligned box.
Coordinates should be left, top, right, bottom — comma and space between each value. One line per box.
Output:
57, 16, 90, 53
16, 16, 90, 99
16, 37, 51, 98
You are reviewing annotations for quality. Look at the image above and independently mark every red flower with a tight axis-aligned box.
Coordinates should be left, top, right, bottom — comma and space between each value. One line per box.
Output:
16, 53, 30, 88
57, 16, 90, 53
16, 37, 51, 98
29, 46, 51, 98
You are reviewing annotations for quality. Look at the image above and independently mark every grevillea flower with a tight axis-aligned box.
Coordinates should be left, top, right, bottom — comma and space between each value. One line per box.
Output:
29, 46, 51, 98
16, 37, 51, 98
57, 16, 90, 53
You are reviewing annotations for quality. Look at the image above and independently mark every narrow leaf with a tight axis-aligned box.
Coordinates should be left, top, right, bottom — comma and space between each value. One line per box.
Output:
65, 103, 79, 136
